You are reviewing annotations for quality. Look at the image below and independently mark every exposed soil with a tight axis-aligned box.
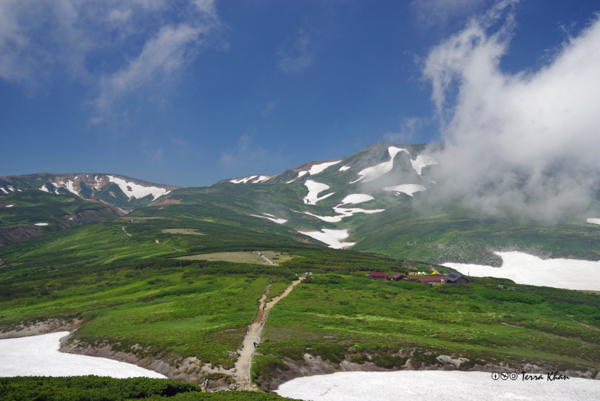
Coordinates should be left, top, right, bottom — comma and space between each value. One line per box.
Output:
0, 318, 82, 339
234, 277, 305, 391
0, 225, 44, 246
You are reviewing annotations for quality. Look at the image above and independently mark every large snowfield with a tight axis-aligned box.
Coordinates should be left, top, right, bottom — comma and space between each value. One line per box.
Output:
303, 180, 335, 205
107, 175, 170, 200
444, 251, 600, 291
350, 146, 408, 184
308, 160, 342, 175
275, 371, 600, 401
0, 332, 165, 379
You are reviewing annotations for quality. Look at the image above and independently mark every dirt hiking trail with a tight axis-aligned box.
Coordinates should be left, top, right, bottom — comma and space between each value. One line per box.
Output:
233, 276, 305, 390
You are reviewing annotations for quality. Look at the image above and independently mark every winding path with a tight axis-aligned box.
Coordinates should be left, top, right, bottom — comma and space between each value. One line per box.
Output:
233, 276, 305, 390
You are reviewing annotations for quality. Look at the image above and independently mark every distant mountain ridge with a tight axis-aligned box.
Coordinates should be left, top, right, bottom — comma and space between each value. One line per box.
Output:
158, 141, 600, 265
0, 173, 179, 211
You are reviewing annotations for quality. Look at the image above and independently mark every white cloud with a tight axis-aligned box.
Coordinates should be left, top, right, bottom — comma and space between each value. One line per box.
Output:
261, 100, 279, 117
383, 117, 426, 144
94, 24, 204, 118
279, 29, 315, 73
0, 0, 220, 120
422, 1, 600, 220
220, 134, 268, 169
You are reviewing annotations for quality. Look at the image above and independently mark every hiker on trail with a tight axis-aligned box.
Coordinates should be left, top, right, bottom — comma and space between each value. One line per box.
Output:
253, 341, 258, 348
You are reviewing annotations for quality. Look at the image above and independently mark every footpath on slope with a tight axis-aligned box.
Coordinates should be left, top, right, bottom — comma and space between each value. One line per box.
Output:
233, 276, 305, 391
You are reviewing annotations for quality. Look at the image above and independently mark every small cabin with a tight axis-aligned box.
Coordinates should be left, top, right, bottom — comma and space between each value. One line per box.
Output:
369, 272, 389, 281
447, 273, 470, 284
391, 273, 405, 281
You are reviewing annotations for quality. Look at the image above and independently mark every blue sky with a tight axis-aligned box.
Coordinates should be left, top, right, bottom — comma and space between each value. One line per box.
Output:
1, 0, 599, 187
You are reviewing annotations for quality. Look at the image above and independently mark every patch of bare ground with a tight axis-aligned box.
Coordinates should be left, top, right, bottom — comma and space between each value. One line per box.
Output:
578, 322, 600, 331
234, 277, 305, 391
0, 318, 82, 339
177, 252, 273, 266
161, 229, 205, 235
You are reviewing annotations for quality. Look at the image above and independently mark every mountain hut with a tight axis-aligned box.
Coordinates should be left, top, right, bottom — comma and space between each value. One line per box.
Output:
446, 273, 470, 284
369, 272, 389, 281
391, 273, 405, 281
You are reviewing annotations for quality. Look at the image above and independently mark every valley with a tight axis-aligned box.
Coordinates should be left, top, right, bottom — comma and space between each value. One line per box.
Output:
1, 142, 600, 399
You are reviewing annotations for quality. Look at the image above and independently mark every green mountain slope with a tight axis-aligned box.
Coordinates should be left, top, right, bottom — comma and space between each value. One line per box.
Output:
0, 190, 123, 247
202, 141, 600, 265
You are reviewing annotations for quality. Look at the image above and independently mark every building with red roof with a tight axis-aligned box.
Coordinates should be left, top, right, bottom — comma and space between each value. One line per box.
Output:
369, 272, 389, 281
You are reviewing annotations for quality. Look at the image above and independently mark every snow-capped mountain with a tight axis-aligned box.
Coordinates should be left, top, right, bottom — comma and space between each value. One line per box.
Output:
0, 173, 179, 211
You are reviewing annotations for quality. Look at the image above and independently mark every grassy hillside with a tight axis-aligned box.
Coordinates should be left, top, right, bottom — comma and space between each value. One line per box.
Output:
349, 202, 600, 266
254, 272, 600, 386
1, 245, 599, 385
0, 190, 122, 247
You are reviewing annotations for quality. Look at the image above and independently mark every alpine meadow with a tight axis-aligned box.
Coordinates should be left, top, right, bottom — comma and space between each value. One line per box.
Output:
2, 1, 600, 400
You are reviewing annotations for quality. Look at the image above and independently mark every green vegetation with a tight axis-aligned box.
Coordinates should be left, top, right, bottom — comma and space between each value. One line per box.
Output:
350, 202, 600, 265
0, 190, 120, 246
0, 377, 295, 400
3, 151, 600, 394
253, 272, 600, 384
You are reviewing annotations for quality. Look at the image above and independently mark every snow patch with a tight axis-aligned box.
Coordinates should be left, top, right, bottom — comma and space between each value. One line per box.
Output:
444, 251, 600, 291
0, 332, 166, 379
383, 184, 426, 197
52, 180, 80, 196
308, 160, 342, 175
587, 218, 600, 225
340, 194, 374, 205
39, 185, 49, 193
410, 154, 438, 176
230, 175, 257, 184
7, 186, 14, 192
252, 175, 270, 183
303, 180, 335, 205
350, 146, 409, 184
0, 188, 8, 194
301, 205, 385, 223
298, 171, 308, 178
276, 371, 600, 401
250, 213, 287, 224
34, 223, 49, 226
298, 229, 355, 249
339, 165, 350, 172
5, 205, 14, 208
107, 175, 170, 200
